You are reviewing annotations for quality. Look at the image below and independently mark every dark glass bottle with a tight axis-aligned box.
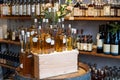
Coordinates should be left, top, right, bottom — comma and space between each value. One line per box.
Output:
97, 25, 104, 53
111, 32, 119, 56
103, 32, 111, 54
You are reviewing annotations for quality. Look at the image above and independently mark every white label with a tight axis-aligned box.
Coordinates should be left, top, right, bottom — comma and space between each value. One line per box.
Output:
117, 9, 120, 16
20, 64, 23, 69
97, 39, 103, 48
31, 31, 34, 36
74, 8, 80, 16
83, 43, 87, 51
110, 9, 115, 16
80, 43, 84, 50
87, 43, 93, 51
19, 5, 23, 15
12, 32, 15, 40
103, 44, 110, 54
32, 37, 38, 42
27, 4, 31, 15
104, 6, 110, 16
63, 38, 66, 44
111, 45, 119, 54
51, 40, 55, 45
46, 37, 51, 43
88, 7, 94, 16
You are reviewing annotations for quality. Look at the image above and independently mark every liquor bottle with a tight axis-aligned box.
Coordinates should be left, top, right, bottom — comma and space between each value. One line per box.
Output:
117, 3, 120, 17
103, 32, 111, 54
94, 0, 101, 17
12, 0, 15, 16
88, 0, 95, 17
97, 25, 104, 53
111, 32, 119, 56
26, 0, 31, 16
40, 0, 45, 16
103, 0, 111, 16
1, 0, 7, 16
36, 0, 40, 16
15, 0, 19, 16
44, 19, 51, 54
87, 35, 93, 52
23, 0, 27, 16
73, 0, 80, 17
7, 0, 12, 15
79, 29, 84, 51
66, 24, 73, 51
83, 35, 87, 51
55, 19, 63, 52
110, 1, 117, 17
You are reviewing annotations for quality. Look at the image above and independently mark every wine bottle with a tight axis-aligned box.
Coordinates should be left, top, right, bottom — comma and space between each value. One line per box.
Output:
88, 0, 95, 17
97, 25, 104, 53
111, 32, 119, 56
73, 0, 80, 17
103, 32, 111, 54
87, 35, 93, 52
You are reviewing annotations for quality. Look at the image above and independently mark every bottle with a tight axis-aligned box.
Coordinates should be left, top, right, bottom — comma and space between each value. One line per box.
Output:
97, 25, 104, 53
40, 0, 45, 16
87, 35, 93, 52
88, 0, 95, 17
7, 0, 12, 16
12, 0, 16, 16
103, 32, 111, 54
111, 32, 119, 56
110, 1, 117, 17
23, 0, 27, 16
36, 0, 40, 16
26, 0, 31, 16
73, 0, 80, 17
55, 19, 63, 52
79, 29, 84, 51
103, 0, 111, 16
15, 0, 19, 16
117, 3, 120, 17
18, 0, 23, 16
66, 24, 73, 51
1, 0, 7, 16
83, 35, 87, 51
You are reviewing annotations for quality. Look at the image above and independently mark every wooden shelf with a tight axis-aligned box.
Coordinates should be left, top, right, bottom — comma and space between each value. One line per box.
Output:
0, 63, 17, 70
1, 16, 31, 20
0, 39, 20, 45
65, 17, 120, 21
79, 49, 120, 59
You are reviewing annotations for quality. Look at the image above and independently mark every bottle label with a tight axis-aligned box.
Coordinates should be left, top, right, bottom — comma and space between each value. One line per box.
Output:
103, 6, 110, 16
20, 64, 23, 69
12, 32, 15, 40
79, 9, 83, 16
88, 7, 94, 16
111, 45, 119, 55
103, 44, 110, 54
32, 37, 38, 42
51, 40, 55, 45
110, 9, 115, 16
63, 38, 66, 44
80, 43, 84, 50
117, 9, 120, 16
15, 5, 19, 15
87, 43, 93, 51
46, 37, 51, 43
97, 39, 103, 48
74, 8, 80, 16
83, 43, 87, 51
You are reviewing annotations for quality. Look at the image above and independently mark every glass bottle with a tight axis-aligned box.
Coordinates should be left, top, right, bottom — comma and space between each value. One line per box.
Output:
23, 0, 27, 16
26, 0, 31, 16
103, 0, 111, 16
12, 0, 15, 16
66, 24, 73, 51
36, 0, 40, 16
15, 0, 19, 16
88, 0, 95, 17
73, 0, 80, 17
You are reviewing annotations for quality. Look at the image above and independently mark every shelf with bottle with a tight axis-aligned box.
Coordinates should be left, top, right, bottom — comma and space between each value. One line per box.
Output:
65, 17, 120, 21
0, 39, 20, 45
79, 48, 120, 59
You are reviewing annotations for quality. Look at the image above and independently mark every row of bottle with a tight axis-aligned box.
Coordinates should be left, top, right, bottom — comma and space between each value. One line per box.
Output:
19, 18, 77, 54
77, 34, 93, 52
89, 63, 120, 80
73, 0, 120, 17
0, 0, 61, 16
97, 22, 120, 55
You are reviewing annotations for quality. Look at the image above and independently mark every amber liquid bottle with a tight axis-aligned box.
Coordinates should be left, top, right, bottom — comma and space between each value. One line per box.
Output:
19, 29, 34, 78
66, 24, 73, 51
